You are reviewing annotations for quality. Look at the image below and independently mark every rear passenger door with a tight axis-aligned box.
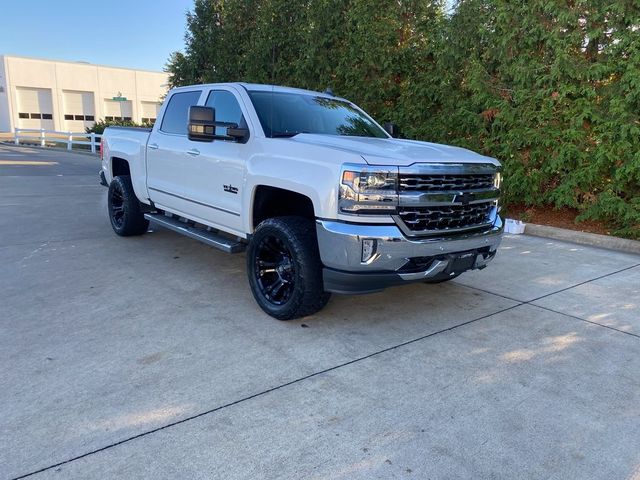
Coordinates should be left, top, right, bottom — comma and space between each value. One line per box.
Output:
146, 89, 204, 217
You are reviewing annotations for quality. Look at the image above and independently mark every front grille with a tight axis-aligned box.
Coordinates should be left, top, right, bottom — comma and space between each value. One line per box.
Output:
399, 173, 494, 192
397, 202, 494, 233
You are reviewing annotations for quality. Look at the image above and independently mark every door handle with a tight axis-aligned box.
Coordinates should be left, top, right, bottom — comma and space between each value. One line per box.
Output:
148, 143, 159, 150
186, 148, 200, 156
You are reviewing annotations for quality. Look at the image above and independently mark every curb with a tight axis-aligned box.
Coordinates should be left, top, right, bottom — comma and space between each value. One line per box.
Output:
524, 223, 640, 255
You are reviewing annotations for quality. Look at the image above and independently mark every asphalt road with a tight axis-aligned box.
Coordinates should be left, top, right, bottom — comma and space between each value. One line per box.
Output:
1, 144, 639, 480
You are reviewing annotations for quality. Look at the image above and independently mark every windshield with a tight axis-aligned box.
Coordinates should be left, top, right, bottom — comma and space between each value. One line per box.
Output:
248, 90, 388, 138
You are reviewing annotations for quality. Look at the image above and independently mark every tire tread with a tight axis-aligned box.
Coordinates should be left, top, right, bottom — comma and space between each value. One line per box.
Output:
247, 216, 330, 320
108, 175, 149, 236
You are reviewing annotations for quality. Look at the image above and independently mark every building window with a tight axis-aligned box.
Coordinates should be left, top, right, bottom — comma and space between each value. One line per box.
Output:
19, 112, 52, 120
123, 117, 132, 121
65, 114, 92, 121
141, 117, 156, 124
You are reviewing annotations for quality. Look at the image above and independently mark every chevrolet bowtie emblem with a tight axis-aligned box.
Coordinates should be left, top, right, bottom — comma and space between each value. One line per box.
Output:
455, 192, 475, 205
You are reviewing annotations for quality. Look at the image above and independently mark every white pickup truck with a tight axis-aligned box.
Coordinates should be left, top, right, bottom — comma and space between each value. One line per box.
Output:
100, 83, 503, 320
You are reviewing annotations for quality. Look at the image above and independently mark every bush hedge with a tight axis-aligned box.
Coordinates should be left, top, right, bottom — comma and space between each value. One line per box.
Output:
86, 119, 152, 135
167, 0, 640, 238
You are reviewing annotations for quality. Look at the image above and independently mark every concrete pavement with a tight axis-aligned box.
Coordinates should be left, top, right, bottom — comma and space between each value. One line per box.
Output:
1, 144, 639, 479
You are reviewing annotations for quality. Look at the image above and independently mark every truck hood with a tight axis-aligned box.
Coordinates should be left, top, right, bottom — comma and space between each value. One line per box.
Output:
289, 134, 499, 167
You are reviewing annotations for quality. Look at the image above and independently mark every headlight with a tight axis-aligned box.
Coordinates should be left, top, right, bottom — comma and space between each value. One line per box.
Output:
339, 165, 398, 214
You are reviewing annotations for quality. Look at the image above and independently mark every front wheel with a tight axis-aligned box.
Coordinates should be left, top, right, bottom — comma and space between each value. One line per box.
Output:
107, 175, 149, 236
247, 217, 331, 320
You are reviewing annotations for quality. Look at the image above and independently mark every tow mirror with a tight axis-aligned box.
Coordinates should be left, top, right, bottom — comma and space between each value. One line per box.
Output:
226, 126, 249, 143
188, 106, 216, 142
188, 105, 250, 143
383, 122, 400, 138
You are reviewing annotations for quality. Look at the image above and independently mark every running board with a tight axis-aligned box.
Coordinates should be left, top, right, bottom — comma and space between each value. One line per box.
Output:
144, 214, 245, 253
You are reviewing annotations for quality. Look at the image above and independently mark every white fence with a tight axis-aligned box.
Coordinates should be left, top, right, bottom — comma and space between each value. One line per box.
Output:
14, 128, 102, 154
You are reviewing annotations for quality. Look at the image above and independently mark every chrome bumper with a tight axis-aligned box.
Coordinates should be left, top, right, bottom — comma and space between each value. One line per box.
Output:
317, 217, 503, 294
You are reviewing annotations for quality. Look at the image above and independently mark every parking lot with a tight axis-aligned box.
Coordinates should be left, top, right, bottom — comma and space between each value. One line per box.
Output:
1, 143, 639, 480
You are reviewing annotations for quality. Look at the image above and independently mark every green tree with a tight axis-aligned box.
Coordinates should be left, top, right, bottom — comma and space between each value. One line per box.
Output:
166, 0, 640, 238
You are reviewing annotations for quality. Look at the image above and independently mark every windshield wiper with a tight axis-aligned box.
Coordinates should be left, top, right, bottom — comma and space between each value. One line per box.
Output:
270, 131, 307, 138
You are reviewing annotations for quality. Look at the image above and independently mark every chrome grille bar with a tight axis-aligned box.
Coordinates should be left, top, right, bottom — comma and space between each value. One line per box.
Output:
399, 173, 495, 192
393, 163, 501, 237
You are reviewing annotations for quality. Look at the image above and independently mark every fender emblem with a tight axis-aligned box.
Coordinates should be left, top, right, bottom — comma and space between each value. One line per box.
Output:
224, 184, 238, 194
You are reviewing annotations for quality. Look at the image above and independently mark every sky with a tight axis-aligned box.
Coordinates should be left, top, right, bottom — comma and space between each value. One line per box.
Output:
0, 0, 194, 71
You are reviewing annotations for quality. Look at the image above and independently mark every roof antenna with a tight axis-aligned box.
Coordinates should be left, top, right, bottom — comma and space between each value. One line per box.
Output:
324, 87, 334, 96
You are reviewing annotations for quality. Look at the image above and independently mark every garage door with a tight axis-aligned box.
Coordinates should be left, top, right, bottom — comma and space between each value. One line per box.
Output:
62, 90, 95, 131
103, 99, 133, 122
16, 87, 54, 130
140, 101, 160, 124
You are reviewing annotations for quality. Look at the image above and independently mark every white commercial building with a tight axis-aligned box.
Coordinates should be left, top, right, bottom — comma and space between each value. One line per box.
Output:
0, 55, 169, 133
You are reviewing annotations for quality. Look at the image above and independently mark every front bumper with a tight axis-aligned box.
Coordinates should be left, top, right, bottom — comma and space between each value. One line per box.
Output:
317, 217, 503, 294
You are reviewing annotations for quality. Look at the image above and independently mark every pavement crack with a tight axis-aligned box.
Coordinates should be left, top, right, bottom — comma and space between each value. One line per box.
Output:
456, 263, 640, 340
0, 235, 110, 249
528, 263, 640, 303
531, 303, 640, 340
10, 303, 522, 480
455, 282, 520, 303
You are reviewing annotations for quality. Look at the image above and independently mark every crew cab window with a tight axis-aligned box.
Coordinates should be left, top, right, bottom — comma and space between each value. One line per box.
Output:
160, 90, 202, 135
205, 90, 244, 137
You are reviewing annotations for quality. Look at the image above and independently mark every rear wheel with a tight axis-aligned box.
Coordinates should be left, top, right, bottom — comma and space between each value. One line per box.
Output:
108, 175, 149, 236
247, 217, 330, 320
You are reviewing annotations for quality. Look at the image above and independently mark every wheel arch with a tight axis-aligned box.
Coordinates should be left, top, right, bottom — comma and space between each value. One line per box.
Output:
110, 156, 131, 177
250, 185, 316, 230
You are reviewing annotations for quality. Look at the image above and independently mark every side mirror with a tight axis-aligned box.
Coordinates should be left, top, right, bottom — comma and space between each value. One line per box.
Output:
383, 122, 400, 138
226, 126, 249, 143
188, 105, 250, 143
188, 106, 216, 142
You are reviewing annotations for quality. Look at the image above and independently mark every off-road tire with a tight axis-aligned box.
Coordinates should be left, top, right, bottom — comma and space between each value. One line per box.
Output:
247, 217, 331, 320
107, 175, 149, 236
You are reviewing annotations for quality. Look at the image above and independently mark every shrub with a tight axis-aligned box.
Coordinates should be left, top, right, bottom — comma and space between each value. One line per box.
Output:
86, 119, 153, 135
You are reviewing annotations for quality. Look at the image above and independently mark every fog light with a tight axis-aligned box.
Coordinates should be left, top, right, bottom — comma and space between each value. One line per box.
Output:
361, 239, 377, 263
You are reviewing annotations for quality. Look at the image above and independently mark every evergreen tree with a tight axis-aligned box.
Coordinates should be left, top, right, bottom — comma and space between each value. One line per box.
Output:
165, 0, 640, 238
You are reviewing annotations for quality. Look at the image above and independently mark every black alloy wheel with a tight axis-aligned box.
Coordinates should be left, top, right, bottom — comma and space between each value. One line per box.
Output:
247, 217, 331, 320
254, 234, 296, 305
109, 184, 125, 229
107, 175, 149, 236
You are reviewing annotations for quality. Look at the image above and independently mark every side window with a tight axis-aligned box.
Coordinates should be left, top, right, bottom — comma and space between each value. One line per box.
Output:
205, 90, 244, 137
160, 90, 202, 135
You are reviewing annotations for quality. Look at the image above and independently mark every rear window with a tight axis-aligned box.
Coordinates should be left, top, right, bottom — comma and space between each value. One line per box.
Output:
160, 90, 202, 135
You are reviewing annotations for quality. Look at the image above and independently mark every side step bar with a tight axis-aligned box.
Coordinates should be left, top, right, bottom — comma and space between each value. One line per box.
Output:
144, 213, 246, 253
